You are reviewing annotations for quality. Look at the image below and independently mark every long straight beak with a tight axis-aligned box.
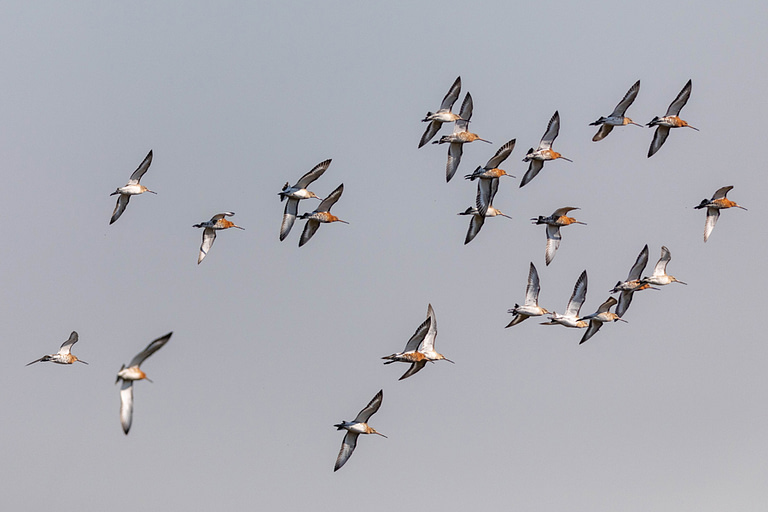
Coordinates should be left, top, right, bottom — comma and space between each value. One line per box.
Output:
479, 139, 493, 144
560, 156, 573, 162
444, 358, 455, 364
77, 359, 89, 365
688, 125, 700, 131
147, 190, 157, 194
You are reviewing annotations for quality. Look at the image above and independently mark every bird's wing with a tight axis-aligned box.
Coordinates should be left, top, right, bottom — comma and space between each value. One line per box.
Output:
666, 79, 692, 116
198, 227, 216, 264
597, 296, 618, 313
653, 246, 671, 276
440, 76, 462, 111
127, 150, 153, 184
110, 195, 130, 225
627, 244, 649, 281
120, 380, 134, 435
403, 313, 431, 353
712, 185, 734, 200
539, 111, 560, 150
525, 262, 541, 306
565, 270, 588, 317
592, 124, 613, 142
58, 331, 79, 355
465, 212, 484, 244
545, 225, 562, 266
552, 206, 579, 217
457, 92, 473, 123
611, 80, 640, 116
334, 431, 359, 471
419, 304, 438, 352
704, 208, 720, 242
355, 390, 383, 423
616, 291, 633, 318
446, 142, 463, 182
647, 126, 670, 157
419, 121, 441, 148
579, 320, 603, 345
280, 198, 298, 241
519, 159, 544, 188
295, 159, 331, 188
484, 139, 516, 169
317, 184, 344, 212
299, 219, 321, 247
477, 179, 493, 217
210, 211, 236, 221
399, 360, 427, 380
129, 332, 173, 368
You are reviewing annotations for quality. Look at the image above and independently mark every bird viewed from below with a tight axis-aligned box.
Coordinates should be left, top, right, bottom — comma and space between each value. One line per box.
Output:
642, 246, 687, 286
590, 80, 642, 141
193, 212, 245, 264
578, 297, 627, 345
521, 111, 572, 187
610, 244, 657, 318
458, 177, 511, 244
433, 92, 492, 182
278, 159, 330, 241
419, 76, 463, 148
334, 389, 386, 472
109, 150, 156, 225
542, 270, 588, 328
647, 79, 698, 157
463, 139, 516, 182
115, 332, 172, 435
694, 185, 747, 242
531, 207, 586, 266
506, 262, 549, 328
26, 331, 87, 366
298, 183, 347, 247
382, 304, 454, 380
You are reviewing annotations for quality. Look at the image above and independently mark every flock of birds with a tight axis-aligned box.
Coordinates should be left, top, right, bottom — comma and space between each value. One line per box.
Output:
25, 75, 749, 472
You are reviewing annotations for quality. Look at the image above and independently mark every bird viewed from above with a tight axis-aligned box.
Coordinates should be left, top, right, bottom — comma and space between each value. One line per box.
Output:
278, 159, 331, 241
418, 76, 462, 148
193, 212, 245, 264
26, 331, 87, 366
590, 80, 642, 141
578, 296, 627, 345
333, 389, 386, 472
115, 332, 172, 435
382, 304, 454, 380
433, 92, 492, 182
109, 150, 156, 225
506, 262, 549, 328
297, 183, 347, 247
694, 185, 747, 242
530, 206, 586, 266
647, 79, 698, 157
520, 111, 572, 187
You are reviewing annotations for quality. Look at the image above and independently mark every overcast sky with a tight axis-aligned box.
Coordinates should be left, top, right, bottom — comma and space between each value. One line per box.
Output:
3, 1, 767, 511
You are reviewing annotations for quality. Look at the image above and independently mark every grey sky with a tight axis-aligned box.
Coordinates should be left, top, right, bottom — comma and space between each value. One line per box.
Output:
3, 1, 767, 511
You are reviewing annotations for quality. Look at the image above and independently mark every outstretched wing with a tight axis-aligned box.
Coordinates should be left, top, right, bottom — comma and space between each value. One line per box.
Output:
280, 198, 298, 241
210, 211, 236, 222
457, 92, 473, 124
198, 227, 216, 264
296, 159, 331, 188
419, 121, 442, 148
666, 79, 692, 116
399, 361, 427, 380
128, 332, 172, 368
652, 246, 671, 276
299, 219, 321, 247
627, 244, 649, 281
440, 76, 462, 111
592, 124, 614, 142
446, 142, 464, 182
712, 185, 734, 200
519, 159, 544, 188
110, 194, 130, 225
484, 139, 516, 170
128, 150, 153, 184
611, 80, 640, 116
647, 126, 670, 157
317, 184, 344, 212
464, 212, 484, 244
579, 320, 603, 345
120, 380, 134, 435
565, 270, 588, 317
704, 208, 720, 242
354, 390, 383, 423
545, 225, 561, 266
539, 111, 560, 150
334, 431, 359, 471
525, 262, 542, 306
419, 304, 438, 352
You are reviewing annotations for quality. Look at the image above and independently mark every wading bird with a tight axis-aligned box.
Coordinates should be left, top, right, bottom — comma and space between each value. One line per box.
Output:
521, 111, 572, 187
531, 207, 586, 265
642, 246, 687, 286
433, 93, 491, 182
193, 212, 244, 264
610, 245, 656, 318
26, 331, 87, 366
298, 183, 347, 247
279, 159, 330, 241
694, 186, 747, 242
419, 76, 463, 148
542, 270, 588, 328
647, 80, 698, 157
578, 297, 626, 345
506, 263, 549, 327
590, 80, 642, 141
109, 150, 156, 224
115, 332, 172, 435
334, 390, 386, 472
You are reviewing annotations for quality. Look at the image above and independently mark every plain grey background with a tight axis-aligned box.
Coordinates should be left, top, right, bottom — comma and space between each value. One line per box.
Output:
4, 1, 766, 510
